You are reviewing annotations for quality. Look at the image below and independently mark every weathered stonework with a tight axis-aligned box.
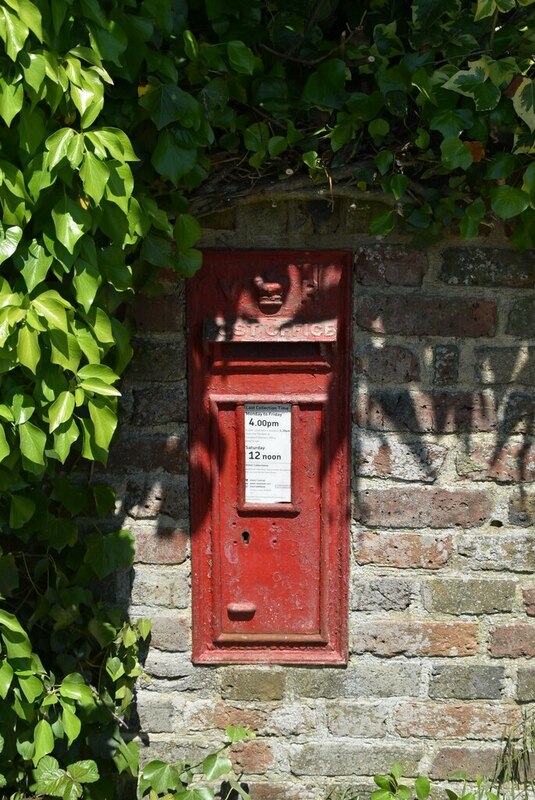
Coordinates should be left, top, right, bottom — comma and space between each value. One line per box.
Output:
107, 199, 535, 798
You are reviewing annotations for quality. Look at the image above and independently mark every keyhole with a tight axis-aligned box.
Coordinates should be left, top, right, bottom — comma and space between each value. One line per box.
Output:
241, 531, 250, 545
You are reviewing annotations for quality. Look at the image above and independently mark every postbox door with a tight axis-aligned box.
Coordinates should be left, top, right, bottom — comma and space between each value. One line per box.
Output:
188, 250, 351, 664
213, 398, 326, 642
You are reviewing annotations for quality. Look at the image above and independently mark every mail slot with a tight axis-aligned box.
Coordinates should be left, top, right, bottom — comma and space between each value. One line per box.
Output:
187, 250, 351, 664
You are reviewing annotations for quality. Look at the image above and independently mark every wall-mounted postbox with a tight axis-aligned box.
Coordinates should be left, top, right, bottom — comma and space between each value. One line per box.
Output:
187, 250, 351, 664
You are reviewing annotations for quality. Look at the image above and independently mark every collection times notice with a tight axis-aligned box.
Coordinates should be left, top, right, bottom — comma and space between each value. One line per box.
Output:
244, 403, 292, 504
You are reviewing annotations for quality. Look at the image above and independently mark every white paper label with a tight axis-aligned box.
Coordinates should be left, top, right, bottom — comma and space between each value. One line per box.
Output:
244, 403, 291, 504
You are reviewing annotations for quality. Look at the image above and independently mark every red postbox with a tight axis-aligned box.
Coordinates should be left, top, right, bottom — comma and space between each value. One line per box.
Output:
187, 250, 351, 664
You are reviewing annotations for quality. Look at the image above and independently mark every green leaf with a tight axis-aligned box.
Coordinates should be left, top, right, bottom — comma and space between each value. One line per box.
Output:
0, 77, 23, 126
18, 672, 44, 703
140, 761, 183, 796
370, 210, 394, 236
9, 494, 36, 528
0, 7, 29, 60
430, 108, 474, 137
0, 224, 22, 264
415, 776, 431, 800
5, 0, 43, 39
443, 66, 500, 112
62, 706, 82, 746
33, 719, 54, 766
175, 214, 201, 251
441, 137, 473, 170
139, 83, 201, 130
85, 128, 138, 162
375, 150, 394, 175
202, 754, 232, 781
45, 128, 76, 169
59, 675, 94, 704
51, 198, 90, 254
17, 325, 41, 372
18, 241, 52, 292
151, 130, 197, 183
32, 290, 69, 332
174, 248, 203, 276
88, 397, 117, 449
0, 659, 14, 698
77, 363, 119, 384
80, 378, 121, 397
0, 424, 8, 463
48, 391, 75, 433
0, 554, 18, 596
368, 118, 390, 141
79, 152, 110, 204
51, 417, 79, 463
460, 197, 486, 238
19, 420, 46, 471
227, 40, 255, 75
67, 760, 99, 784
490, 185, 530, 219
49, 330, 82, 372
412, 0, 452, 26
303, 59, 347, 110
83, 529, 134, 579
474, 0, 496, 19
512, 77, 535, 132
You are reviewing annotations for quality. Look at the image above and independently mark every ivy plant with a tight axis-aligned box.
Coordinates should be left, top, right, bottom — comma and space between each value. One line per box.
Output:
0, 0, 533, 797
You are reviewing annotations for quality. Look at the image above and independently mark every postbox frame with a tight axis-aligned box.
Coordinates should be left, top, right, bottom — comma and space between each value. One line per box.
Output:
187, 250, 351, 665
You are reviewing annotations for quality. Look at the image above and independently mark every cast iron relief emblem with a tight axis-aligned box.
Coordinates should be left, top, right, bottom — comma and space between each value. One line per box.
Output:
253, 273, 289, 314
205, 262, 335, 342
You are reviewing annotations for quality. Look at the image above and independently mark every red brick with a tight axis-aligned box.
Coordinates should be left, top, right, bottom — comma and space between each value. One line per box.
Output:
456, 441, 535, 482
214, 704, 268, 732
355, 531, 452, 569
431, 746, 501, 779
355, 390, 497, 433
230, 741, 274, 774
523, 588, 535, 616
490, 624, 535, 657
394, 702, 521, 739
351, 621, 479, 657
109, 432, 188, 474
356, 488, 491, 528
355, 345, 419, 383
433, 344, 459, 386
507, 297, 535, 336
132, 293, 184, 332
134, 528, 188, 564
355, 246, 428, 286
356, 295, 497, 337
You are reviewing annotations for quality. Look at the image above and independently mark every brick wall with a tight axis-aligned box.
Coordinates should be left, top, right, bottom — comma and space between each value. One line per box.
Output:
110, 198, 535, 799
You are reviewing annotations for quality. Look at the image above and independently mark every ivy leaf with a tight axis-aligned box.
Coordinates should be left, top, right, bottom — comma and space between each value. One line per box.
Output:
227, 40, 255, 75
443, 66, 500, 111
45, 128, 76, 169
0, 7, 29, 61
32, 290, 70, 332
151, 130, 197, 183
0, 660, 14, 698
61, 706, 82, 746
0, 78, 24, 126
4, 0, 43, 39
68, 760, 99, 784
202, 754, 232, 781
140, 761, 183, 796
512, 77, 535, 132
440, 137, 473, 170
303, 59, 347, 110
412, 0, 452, 26
49, 330, 82, 372
460, 197, 486, 238
9, 494, 36, 529
139, 83, 201, 130
73, 258, 102, 312
79, 152, 110, 204
430, 108, 474, 137
17, 325, 41, 372
19, 421, 46, 472
83, 530, 134, 580
490, 185, 530, 219
17, 242, 52, 292
88, 397, 118, 450
474, 0, 496, 19
175, 214, 201, 251
33, 719, 54, 766
0, 424, 8, 462
51, 198, 90, 254
0, 224, 22, 264
48, 391, 75, 433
